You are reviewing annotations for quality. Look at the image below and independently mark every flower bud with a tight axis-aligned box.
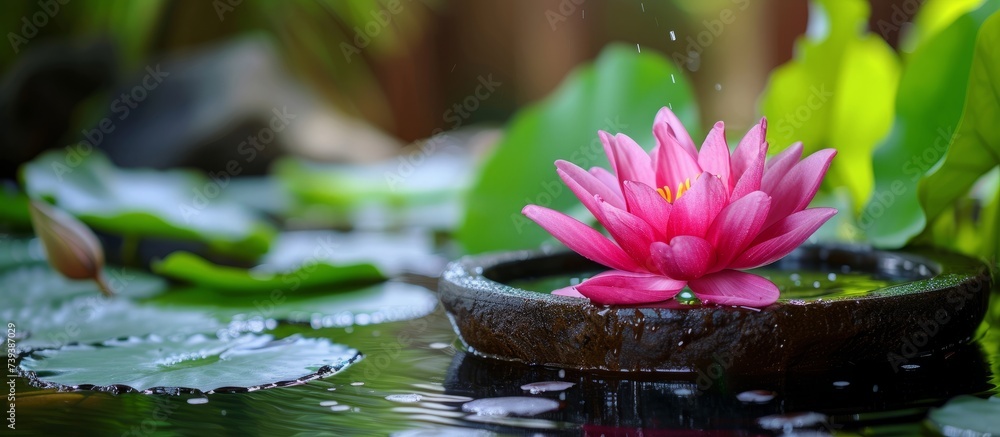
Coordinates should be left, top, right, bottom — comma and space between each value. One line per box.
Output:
28, 200, 113, 296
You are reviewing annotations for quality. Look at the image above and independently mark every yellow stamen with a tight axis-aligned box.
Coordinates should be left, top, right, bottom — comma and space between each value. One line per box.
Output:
657, 178, 692, 203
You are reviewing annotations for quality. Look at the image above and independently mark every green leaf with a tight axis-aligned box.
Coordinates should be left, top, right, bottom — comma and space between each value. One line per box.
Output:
148, 281, 438, 328
458, 44, 699, 253
760, 0, 900, 210
865, 1, 1000, 248
928, 395, 1000, 435
20, 150, 275, 260
19, 333, 359, 393
918, 10, 1000, 246
152, 251, 385, 293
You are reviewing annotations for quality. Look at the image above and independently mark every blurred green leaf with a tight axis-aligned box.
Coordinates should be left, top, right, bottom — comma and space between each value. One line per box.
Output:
917, 10, 1000, 259
866, 2, 1000, 248
760, 0, 899, 210
152, 251, 384, 294
21, 150, 275, 260
458, 44, 699, 254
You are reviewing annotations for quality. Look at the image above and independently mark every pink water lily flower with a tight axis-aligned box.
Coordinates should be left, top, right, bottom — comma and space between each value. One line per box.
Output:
522, 107, 836, 307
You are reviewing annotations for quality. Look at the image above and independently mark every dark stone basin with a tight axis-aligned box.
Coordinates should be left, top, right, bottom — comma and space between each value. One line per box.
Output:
438, 245, 993, 374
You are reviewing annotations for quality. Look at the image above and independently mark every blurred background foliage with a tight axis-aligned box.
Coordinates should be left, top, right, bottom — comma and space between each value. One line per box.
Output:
0, 0, 997, 271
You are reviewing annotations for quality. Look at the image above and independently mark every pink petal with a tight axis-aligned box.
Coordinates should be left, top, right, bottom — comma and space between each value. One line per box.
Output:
622, 181, 671, 238
552, 285, 586, 298
763, 149, 837, 228
688, 270, 779, 307
706, 191, 771, 269
599, 131, 617, 172
522, 205, 641, 272
697, 121, 732, 192
653, 123, 703, 193
611, 133, 656, 187
731, 118, 766, 182
654, 106, 698, 157
730, 207, 837, 269
590, 167, 622, 198
598, 199, 657, 267
556, 160, 626, 214
761, 142, 804, 196
576, 270, 686, 305
665, 172, 727, 239
650, 236, 715, 281
729, 141, 767, 201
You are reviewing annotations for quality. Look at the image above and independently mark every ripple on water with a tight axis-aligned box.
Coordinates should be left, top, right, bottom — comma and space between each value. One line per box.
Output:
737, 390, 776, 403
462, 397, 560, 417
520, 381, 575, 394
757, 412, 829, 430
386, 394, 423, 403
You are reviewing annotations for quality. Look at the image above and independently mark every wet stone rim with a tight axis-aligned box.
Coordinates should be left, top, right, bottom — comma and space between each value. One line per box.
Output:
439, 244, 992, 374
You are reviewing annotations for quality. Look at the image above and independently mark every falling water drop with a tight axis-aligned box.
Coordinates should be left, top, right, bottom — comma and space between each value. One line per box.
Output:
670, 30, 676, 41
715, 83, 722, 91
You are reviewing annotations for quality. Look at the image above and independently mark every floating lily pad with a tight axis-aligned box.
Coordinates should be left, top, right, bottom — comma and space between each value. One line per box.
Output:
260, 230, 447, 277
21, 150, 275, 260
928, 395, 1000, 436
1, 263, 221, 351
148, 281, 439, 328
152, 250, 385, 293
18, 333, 360, 394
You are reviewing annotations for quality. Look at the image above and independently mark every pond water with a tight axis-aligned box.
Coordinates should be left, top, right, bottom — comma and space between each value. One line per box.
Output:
12, 271, 1000, 435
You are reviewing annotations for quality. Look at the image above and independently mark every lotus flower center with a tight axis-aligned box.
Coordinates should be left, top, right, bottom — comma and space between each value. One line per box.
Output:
656, 178, 692, 203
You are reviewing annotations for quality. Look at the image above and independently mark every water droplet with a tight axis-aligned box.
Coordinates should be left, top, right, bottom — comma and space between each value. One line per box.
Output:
670, 73, 676, 83
813, 281, 821, 288
790, 273, 801, 281
462, 397, 559, 417
677, 341, 684, 346
429, 342, 450, 350
637, 44, 641, 53
559, 392, 566, 400
329, 405, 351, 412
757, 412, 828, 430
673, 388, 693, 396
386, 394, 423, 403
833, 381, 849, 388
558, 369, 565, 379
187, 398, 209, 405
872, 384, 879, 392
901, 364, 920, 370
221, 410, 226, 416
714, 83, 722, 91
827, 273, 837, 281
841, 265, 851, 273
320, 400, 339, 407
327, 387, 337, 391
640, 3, 645, 12
521, 381, 574, 394
351, 382, 365, 386
669, 30, 676, 41
737, 390, 776, 403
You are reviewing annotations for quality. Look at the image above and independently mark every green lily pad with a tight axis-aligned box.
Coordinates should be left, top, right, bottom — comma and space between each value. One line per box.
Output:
457, 44, 699, 254
260, 230, 446, 277
866, 0, 1000, 248
152, 251, 385, 293
1, 263, 222, 351
18, 333, 360, 393
928, 395, 1000, 436
0, 236, 46, 270
21, 150, 275, 260
148, 281, 438, 328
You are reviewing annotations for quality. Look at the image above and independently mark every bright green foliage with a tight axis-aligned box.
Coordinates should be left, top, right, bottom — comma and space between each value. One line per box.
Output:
760, 0, 900, 211
458, 44, 698, 254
